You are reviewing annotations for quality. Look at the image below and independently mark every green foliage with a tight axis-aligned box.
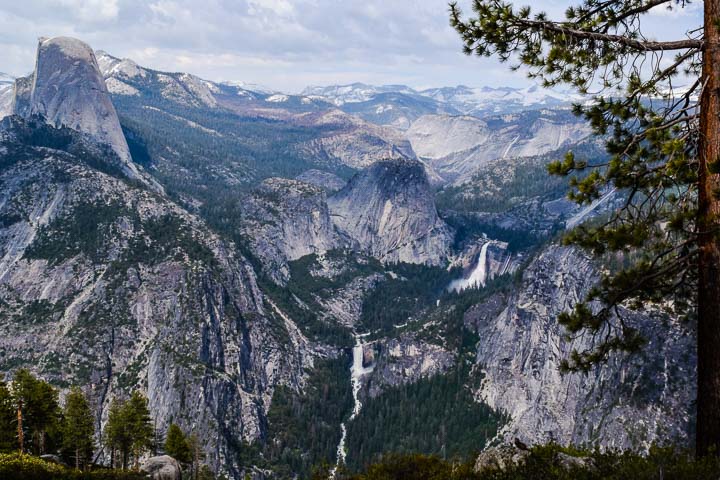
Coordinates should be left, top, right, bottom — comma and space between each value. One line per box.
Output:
344, 365, 505, 472
359, 262, 460, 334
0, 376, 16, 452
24, 202, 124, 266
238, 357, 353, 479
61, 387, 94, 469
127, 214, 216, 267
164, 424, 191, 464
103, 392, 155, 470
346, 446, 720, 480
11, 369, 62, 455
442, 214, 552, 253
0, 452, 146, 480
449, 0, 702, 370
347, 453, 477, 480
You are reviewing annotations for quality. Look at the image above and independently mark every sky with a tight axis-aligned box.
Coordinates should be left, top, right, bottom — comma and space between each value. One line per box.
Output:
0, 0, 704, 93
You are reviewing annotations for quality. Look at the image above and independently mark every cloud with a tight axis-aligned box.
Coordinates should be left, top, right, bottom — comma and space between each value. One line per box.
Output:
0, 0, 704, 92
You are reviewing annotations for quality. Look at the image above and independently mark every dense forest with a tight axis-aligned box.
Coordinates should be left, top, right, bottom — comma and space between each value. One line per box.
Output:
344, 364, 505, 472
237, 358, 353, 479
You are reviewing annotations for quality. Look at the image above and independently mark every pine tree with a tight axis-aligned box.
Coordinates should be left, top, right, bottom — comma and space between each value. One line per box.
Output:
165, 423, 191, 464
449, 0, 717, 454
125, 391, 154, 469
187, 433, 204, 480
0, 376, 16, 452
104, 398, 131, 469
10, 369, 61, 455
104, 392, 155, 470
61, 387, 94, 470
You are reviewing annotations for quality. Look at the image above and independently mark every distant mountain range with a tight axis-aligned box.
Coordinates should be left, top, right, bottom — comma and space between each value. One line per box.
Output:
301, 82, 584, 128
90, 51, 583, 130
0, 72, 14, 86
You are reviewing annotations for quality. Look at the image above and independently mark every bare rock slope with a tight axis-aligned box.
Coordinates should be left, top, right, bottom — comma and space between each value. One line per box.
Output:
11, 37, 143, 182
328, 157, 452, 266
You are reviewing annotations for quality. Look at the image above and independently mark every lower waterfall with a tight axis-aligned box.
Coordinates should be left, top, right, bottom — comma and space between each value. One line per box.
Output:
331, 333, 374, 476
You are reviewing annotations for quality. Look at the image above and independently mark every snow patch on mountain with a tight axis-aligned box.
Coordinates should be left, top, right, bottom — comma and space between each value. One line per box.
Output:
105, 77, 140, 96
266, 94, 290, 103
96, 51, 147, 79
302, 83, 416, 105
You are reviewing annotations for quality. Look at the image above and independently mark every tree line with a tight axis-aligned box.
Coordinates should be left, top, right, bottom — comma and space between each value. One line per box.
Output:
0, 369, 212, 477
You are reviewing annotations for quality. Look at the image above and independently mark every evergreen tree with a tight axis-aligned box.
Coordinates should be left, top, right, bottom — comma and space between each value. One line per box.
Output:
125, 391, 154, 469
0, 376, 16, 452
104, 398, 131, 469
61, 387, 94, 470
164, 423, 191, 464
187, 433, 204, 480
10, 369, 61, 455
449, 0, 717, 454
104, 392, 154, 470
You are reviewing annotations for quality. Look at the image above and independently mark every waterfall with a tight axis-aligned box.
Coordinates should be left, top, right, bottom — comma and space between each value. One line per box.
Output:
448, 241, 490, 292
331, 333, 374, 477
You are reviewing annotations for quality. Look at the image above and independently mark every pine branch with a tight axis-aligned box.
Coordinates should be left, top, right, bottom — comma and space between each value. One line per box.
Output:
511, 16, 702, 52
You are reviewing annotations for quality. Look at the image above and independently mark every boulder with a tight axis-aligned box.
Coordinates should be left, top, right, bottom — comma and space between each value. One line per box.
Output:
141, 455, 182, 480
556, 451, 594, 470
474, 444, 529, 473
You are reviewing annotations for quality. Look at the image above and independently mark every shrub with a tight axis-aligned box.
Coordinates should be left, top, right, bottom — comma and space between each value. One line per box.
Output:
345, 447, 720, 480
0, 453, 146, 480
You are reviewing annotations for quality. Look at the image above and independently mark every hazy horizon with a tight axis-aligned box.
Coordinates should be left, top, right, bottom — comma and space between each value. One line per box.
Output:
0, 0, 703, 93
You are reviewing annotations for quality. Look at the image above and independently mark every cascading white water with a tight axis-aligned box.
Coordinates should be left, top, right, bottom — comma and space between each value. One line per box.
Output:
331, 333, 374, 477
448, 241, 490, 292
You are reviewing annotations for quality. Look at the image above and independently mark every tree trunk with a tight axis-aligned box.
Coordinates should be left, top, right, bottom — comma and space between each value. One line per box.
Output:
16, 403, 22, 453
697, 0, 720, 456
76, 447, 80, 470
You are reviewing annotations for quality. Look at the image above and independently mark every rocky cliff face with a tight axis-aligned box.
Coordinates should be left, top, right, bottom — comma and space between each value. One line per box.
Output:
297, 109, 417, 170
0, 84, 12, 120
328, 157, 452, 266
0, 117, 315, 477
237, 178, 343, 283
407, 112, 591, 183
366, 333, 455, 398
10, 37, 144, 182
466, 245, 694, 450
295, 169, 347, 193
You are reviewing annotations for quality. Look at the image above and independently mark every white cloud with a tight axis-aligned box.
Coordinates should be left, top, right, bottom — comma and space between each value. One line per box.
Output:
0, 0, 704, 92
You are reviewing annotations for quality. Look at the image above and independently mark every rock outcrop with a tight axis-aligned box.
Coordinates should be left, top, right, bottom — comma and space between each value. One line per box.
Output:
298, 109, 417, 170
295, 169, 347, 193
467, 245, 694, 450
367, 333, 455, 397
238, 178, 343, 283
328, 158, 452, 265
10, 37, 143, 182
141, 456, 182, 480
407, 112, 591, 183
